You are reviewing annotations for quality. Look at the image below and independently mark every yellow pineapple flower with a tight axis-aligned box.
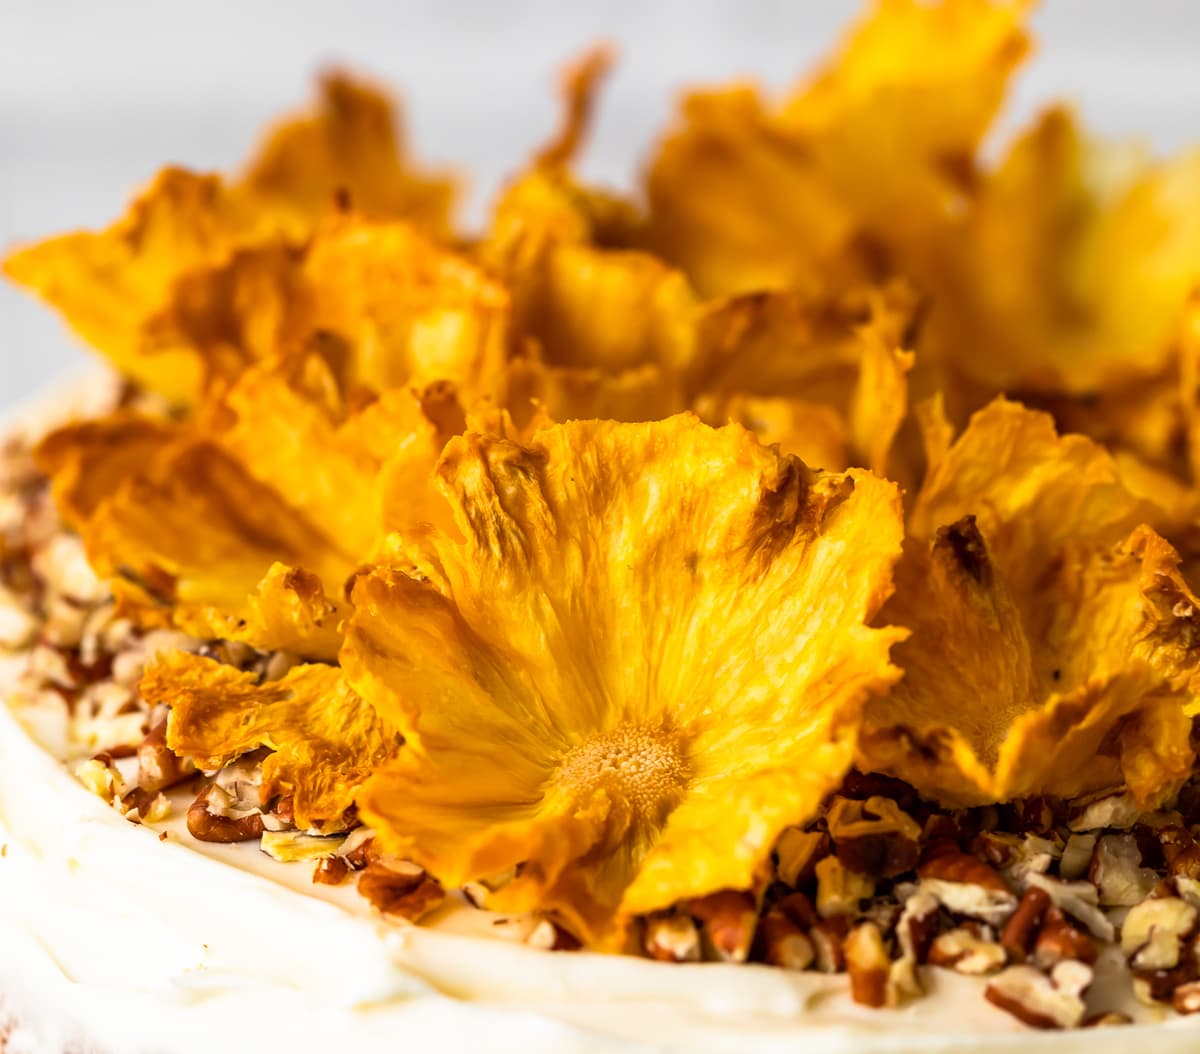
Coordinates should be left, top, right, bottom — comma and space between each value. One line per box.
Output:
342, 413, 905, 946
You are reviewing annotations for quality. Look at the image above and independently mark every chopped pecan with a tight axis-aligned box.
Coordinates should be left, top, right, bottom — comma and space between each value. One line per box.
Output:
774, 828, 829, 887
999, 797, 1058, 837
825, 795, 921, 878
1174, 981, 1200, 1014
1025, 874, 1114, 941
985, 961, 1092, 1029
815, 856, 874, 918
918, 850, 1008, 891
1121, 897, 1197, 971
837, 771, 921, 814
645, 913, 701, 963
1034, 908, 1096, 968
186, 784, 264, 843
757, 909, 814, 970
136, 719, 193, 794
895, 889, 939, 964
917, 852, 1016, 926
810, 918, 848, 973
526, 919, 581, 952
357, 861, 444, 920
689, 890, 758, 963
927, 927, 1006, 975
1089, 834, 1157, 907
1067, 792, 1140, 832
1058, 833, 1098, 881
341, 831, 380, 870
1000, 886, 1050, 961
845, 922, 891, 1007
313, 856, 350, 886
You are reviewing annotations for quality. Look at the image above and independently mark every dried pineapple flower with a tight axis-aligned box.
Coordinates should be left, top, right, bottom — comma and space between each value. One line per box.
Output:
927, 108, 1200, 400
142, 651, 401, 830
860, 400, 1198, 806
38, 358, 458, 659
644, 0, 1030, 299
3, 72, 455, 405
692, 281, 917, 478
341, 414, 905, 946
143, 214, 511, 408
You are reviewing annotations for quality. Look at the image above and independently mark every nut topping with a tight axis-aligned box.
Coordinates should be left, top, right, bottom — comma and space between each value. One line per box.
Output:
927, 927, 1006, 974
1033, 908, 1096, 969
1121, 897, 1197, 970
186, 784, 265, 843
357, 861, 444, 921
845, 921, 891, 1007
815, 856, 875, 918
1000, 886, 1051, 961
689, 890, 758, 962
645, 913, 702, 963
985, 961, 1093, 1029
1089, 834, 1157, 907
774, 828, 830, 887
825, 795, 921, 877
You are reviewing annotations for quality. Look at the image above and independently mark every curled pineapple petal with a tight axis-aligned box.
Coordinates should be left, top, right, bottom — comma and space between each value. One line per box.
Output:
645, 0, 1030, 298
343, 414, 904, 945
3, 74, 454, 405
43, 362, 451, 659
862, 402, 1198, 806
927, 108, 1200, 397
147, 651, 402, 829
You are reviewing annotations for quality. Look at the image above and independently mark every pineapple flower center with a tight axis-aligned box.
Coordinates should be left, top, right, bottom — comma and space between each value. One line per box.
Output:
554, 723, 691, 831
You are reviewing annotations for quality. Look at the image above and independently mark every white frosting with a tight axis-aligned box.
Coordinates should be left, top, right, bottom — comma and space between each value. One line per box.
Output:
1, 381, 1200, 1052
5, 695, 1200, 1053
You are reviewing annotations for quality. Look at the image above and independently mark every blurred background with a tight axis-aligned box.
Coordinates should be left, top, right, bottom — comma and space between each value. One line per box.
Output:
2, 0, 1198, 412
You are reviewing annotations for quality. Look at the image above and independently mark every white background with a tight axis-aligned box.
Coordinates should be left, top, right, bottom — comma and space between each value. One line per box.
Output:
2, 0, 1199, 410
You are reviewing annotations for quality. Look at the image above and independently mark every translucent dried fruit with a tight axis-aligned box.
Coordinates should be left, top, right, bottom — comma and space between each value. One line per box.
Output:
861, 401, 1196, 806
3, 73, 454, 405
343, 415, 904, 946
146, 650, 402, 829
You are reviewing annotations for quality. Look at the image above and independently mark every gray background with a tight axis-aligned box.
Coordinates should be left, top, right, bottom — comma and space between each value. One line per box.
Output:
2, 0, 1198, 411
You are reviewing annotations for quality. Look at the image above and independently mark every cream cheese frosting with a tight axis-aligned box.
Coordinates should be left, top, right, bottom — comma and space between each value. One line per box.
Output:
2, 381, 1200, 1053
3, 661, 1200, 1054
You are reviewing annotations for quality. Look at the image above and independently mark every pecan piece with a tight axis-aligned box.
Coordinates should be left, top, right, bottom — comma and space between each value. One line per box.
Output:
1033, 908, 1096, 969
815, 856, 874, 918
1058, 833, 1097, 881
917, 851, 1016, 926
136, 720, 193, 794
1122, 897, 1197, 971
845, 921, 891, 1008
1174, 982, 1200, 1014
1000, 886, 1050, 962
826, 795, 921, 878
810, 918, 848, 973
1089, 834, 1157, 907
357, 861, 444, 921
689, 890, 758, 963
186, 784, 264, 843
927, 927, 1006, 975
645, 913, 701, 963
774, 828, 829, 887
757, 909, 814, 970
313, 856, 350, 886
985, 961, 1092, 1029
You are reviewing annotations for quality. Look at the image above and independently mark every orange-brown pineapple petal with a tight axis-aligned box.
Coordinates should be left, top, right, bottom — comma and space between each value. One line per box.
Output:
645, 0, 1029, 298
342, 415, 904, 944
863, 402, 1196, 806
147, 651, 402, 828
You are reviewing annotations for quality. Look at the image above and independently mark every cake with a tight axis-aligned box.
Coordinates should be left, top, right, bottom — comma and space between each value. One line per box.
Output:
4, 2, 1200, 1051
